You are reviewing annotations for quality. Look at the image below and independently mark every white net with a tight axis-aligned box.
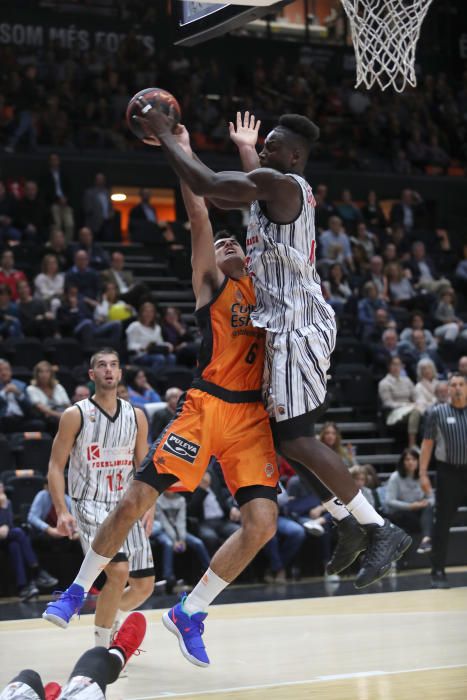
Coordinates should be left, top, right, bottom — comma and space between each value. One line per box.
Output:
339, 0, 435, 92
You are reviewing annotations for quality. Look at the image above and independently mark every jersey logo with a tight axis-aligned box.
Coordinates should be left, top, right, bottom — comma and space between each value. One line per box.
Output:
87, 444, 100, 460
162, 432, 200, 464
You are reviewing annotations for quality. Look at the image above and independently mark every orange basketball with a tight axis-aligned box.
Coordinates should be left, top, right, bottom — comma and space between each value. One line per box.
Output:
126, 87, 181, 146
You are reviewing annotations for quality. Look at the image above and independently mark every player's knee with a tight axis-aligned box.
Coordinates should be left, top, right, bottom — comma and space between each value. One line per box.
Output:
106, 561, 129, 586
242, 506, 277, 546
117, 486, 152, 523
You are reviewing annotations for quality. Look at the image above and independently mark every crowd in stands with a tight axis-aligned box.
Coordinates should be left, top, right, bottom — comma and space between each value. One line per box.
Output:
1, 37, 466, 173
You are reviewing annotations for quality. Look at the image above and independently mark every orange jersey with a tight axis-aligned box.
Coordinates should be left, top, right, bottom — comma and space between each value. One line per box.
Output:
194, 276, 265, 399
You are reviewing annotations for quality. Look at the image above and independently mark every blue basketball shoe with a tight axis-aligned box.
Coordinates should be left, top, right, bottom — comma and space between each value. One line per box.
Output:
162, 594, 209, 667
42, 583, 86, 628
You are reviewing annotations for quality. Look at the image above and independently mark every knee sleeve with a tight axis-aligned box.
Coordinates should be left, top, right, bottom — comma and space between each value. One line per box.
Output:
10, 670, 45, 700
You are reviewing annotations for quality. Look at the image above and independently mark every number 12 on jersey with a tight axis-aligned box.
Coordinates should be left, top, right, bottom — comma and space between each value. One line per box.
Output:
106, 470, 124, 492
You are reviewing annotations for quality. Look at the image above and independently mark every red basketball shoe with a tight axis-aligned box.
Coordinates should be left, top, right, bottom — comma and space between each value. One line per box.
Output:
44, 682, 62, 700
110, 612, 147, 668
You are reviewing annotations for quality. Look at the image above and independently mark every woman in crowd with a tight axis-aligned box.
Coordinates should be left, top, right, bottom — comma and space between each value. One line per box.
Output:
360, 190, 387, 231
161, 305, 198, 367
414, 358, 438, 415
126, 301, 176, 373
318, 421, 354, 468
0, 481, 57, 600
126, 367, 161, 410
94, 281, 134, 324
378, 356, 421, 448
33, 254, 64, 313
433, 287, 467, 343
400, 310, 437, 350
385, 448, 433, 554
26, 361, 70, 434
322, 263, 353, 315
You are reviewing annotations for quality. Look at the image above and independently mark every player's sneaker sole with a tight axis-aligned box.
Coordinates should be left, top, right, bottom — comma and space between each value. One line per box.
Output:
42, 612, 73, 628
162, 611, 209, 668
354, 532, 412, 589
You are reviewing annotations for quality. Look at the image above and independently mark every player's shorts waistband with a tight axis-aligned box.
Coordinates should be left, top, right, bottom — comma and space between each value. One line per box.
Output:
191, 378, 262, 404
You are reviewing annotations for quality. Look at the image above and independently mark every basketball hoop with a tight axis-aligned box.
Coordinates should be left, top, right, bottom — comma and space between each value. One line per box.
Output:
339, 0, 435, 92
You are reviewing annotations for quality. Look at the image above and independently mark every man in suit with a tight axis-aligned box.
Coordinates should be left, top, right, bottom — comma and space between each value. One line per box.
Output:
390, 189, 425, 233
129, 188, 166, 243
83, 173, 119, 241
101, 251, 149, 309
64, 250, 100, 301
40, 153, 74, 243
16, 180, 49, 243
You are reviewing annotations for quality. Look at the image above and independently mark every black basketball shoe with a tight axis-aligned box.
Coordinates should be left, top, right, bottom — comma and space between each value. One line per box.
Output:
326, 515, 368, 576
355, 519, 412, 589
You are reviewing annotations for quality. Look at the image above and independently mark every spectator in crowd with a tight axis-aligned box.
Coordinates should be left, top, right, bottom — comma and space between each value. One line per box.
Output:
26, 361, 70, 434
151, 386, 183, 441
101, 251, 149, 309
129, 187, 166, 243
187, 469, 241, 555
0, 250, 27, 301
126, 301, 176, 372
378, 356, 421, 447
386, 448, 433, 555
350, 221, 377, 260
72, 385, 90, 403
72, 227, 110, 271
161, 306, 198, 366
42, 229, 73, 271
390, 189, 424, 232
454, 244, 467, 288
33, 254, 64, 313
286, 475, 333, 562
318, 422, 354, 468
0, 480, 58, 600
358, 281, 389, 340
433, 287, 467, 343
83, 172, 117, 241
17, 279, 57, 339
407, 241, 448, 295
314, 183, 335, 231
400, 329, 445, 379
58, 284, 121, 348
262, 482, 306, 583
349, 465, 375, 507
322, 263, 353, 315
319, 216, 353, 271
434, 381, 449, 404
363, 255, 388, 300
360, 463, 384, 513
116, 381, 130, 401
400, 311, 437, 351
335, 189, 362, 233
126, 368, 161, 410
458, 356, 467, 378
414, 359, 439, 415
0, 359, 44, 433
0, 180, 21, 243
0, 285, 22, 339
64, 250, 100, 301
364, 307, 392, 344
40, 153, 74, 243
94, 281, 134, 325
385, 262, 420, 309
152, 489, 211, 593
371, 328, 403, 376
27, 477, 77, 541
16, 180, 49, 243
4, 64, 39, 152
360, 190, 387, 231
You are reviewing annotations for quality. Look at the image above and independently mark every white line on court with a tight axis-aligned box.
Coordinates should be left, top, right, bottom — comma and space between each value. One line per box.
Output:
127, 662, 467, 699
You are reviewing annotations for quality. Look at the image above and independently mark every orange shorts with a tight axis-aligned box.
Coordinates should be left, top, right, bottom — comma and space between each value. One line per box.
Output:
149, 388, 278, 495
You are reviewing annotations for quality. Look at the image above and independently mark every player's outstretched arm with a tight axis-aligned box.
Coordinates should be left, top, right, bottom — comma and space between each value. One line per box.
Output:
47, 407, 81, 538
229, 111, 261, 172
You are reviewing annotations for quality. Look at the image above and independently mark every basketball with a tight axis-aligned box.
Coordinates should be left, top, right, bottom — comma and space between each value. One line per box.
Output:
126, 87, 181, 145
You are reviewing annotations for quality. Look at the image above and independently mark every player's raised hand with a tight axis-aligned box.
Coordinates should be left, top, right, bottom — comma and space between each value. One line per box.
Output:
229, 111, 261, 148
57, 511, 77, 540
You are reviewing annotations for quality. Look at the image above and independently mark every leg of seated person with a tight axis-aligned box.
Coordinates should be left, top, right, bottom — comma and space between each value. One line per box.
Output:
277, 516, 306, 570
7, 537, 29, 591
198, 523, 221, 555
185, 532, 211, 571
408, 408, 421, 447
262, 534, 283, 574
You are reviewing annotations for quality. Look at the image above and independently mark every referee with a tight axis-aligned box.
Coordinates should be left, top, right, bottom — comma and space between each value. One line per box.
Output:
419, 373, 467, 589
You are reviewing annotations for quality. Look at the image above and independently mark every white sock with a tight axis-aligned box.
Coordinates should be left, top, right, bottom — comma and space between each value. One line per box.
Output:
74, 548, 111, 592
183, 568, 229, 614
109, 648, 125, 666
323, 497, 349, 521
94, 625, 111, 647
346, 491, 384, 526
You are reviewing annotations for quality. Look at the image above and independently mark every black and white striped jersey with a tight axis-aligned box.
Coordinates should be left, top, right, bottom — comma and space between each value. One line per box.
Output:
424, 403, 467, 465
246, 174, 335, 333
69, 398, 137, 503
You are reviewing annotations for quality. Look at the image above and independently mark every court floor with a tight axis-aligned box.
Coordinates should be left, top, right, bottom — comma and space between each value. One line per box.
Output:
0, 587, 466, 700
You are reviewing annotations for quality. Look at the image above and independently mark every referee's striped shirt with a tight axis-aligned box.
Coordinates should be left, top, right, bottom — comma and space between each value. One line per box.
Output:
424, 403, 467, 466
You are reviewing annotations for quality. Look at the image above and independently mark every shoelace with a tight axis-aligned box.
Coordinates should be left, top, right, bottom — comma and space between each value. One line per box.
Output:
51, 590, 83, 615
114, 624, 146, 658
361, 528, 391, 566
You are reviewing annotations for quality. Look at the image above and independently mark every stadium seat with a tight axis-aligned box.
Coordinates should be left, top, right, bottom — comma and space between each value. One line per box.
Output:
4, 338, 45, 369
17, 437, 53, 473
0, 439, 16, 474
44, 338, 84, 368
6, 475, 44, 518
